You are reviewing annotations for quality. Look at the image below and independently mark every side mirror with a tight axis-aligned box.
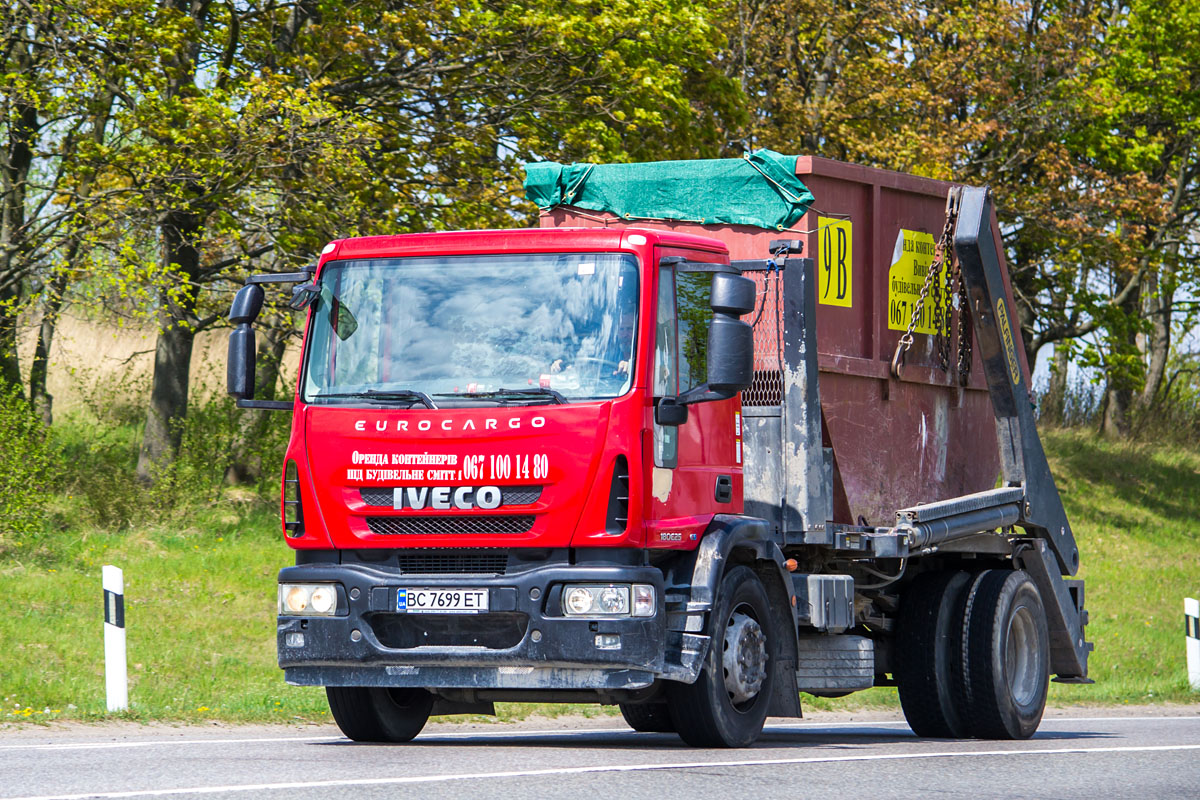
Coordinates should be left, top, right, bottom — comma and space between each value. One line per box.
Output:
711, 272, 756, 316
229, 283, 264, 324
706, 315, 754, 394
707, 273, 755, 394
655, 396, 689, 427
227, 284, 264, 400
675, 271, 756, 406
227, 324, 256, 400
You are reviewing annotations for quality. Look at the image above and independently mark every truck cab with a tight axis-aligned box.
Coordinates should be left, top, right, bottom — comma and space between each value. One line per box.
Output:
230, 227, 779, 744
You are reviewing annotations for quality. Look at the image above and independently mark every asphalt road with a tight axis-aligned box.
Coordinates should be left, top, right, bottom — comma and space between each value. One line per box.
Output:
1, 709, 1197, 800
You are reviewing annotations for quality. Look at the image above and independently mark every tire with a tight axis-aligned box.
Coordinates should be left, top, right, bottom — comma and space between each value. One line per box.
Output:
960, 570, 1050, 739
326, 686, 434, 743
619, 702, 676, 733
666, 565, 776, 747
895, 570, 971, 738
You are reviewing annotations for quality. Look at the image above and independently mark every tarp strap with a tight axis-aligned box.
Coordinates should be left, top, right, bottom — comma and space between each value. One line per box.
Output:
743, 152, 802, 203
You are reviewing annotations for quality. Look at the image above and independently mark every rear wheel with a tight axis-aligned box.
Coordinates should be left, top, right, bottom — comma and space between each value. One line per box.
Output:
326, 686, 434, 743
667, 565, 776, 747
896, 570, 971, 738
619, 702, 675, 733
960, 570, 1049, 739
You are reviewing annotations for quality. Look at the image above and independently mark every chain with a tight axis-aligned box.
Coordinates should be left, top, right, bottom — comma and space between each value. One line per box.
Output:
955, 260, 973, 385
890, 194, 958, 380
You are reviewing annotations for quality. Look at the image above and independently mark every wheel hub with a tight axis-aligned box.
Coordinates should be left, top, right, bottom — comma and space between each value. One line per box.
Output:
723, 611, 766, 704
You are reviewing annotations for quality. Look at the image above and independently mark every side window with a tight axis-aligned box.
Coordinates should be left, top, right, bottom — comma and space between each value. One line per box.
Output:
677, 271, 711, 392
654, 264, 678, 469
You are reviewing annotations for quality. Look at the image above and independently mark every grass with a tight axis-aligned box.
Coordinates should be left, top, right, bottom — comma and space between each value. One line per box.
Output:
1041, 428, 1200, 705
1, 425, 1197, 726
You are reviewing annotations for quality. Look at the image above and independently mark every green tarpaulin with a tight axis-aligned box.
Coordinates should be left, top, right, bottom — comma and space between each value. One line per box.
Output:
523, 149, 815, 231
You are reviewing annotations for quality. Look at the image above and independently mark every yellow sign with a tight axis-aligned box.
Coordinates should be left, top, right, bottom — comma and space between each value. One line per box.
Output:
996, 297, 1022, 386
887, 229, 949, 334
818, 217, 853, 307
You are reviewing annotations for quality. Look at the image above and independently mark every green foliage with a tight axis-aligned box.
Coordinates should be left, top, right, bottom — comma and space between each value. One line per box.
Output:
149, 396, 291, 509
0, 391, 60, 555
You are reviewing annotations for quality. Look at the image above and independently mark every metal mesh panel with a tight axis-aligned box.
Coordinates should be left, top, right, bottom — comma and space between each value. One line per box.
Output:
397, 551, 509, 575
741, 268, 785, 406
359, 486, 543, 507
366, 515, 535, 535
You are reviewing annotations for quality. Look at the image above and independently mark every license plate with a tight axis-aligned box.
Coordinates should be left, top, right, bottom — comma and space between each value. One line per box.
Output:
397, 587, 489, 614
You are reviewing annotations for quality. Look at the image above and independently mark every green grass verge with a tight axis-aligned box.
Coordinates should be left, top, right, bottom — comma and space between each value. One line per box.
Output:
2, 428, 1197, 725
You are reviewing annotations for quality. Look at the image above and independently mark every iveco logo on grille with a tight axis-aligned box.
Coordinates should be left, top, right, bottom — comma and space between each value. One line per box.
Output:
393, 486, 502, 511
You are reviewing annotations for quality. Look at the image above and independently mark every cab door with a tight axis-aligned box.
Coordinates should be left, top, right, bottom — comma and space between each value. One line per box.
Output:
644, 248, 742, 546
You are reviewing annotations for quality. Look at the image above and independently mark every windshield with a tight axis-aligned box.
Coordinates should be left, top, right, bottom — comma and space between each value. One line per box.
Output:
302, 253, 640, 405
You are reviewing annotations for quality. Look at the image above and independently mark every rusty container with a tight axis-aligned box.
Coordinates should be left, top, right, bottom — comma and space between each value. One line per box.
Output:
540, 157, 1026, 527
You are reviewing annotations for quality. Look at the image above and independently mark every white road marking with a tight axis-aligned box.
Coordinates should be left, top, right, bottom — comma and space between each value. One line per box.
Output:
0, 736, 342, 752
3, 743, 1199, 800
2, 714, 1195, 751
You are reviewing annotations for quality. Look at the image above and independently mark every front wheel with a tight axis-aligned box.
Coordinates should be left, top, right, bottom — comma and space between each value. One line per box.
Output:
667, 565, 776, 747
619, 702, 676, 733
326, 686, 434, 743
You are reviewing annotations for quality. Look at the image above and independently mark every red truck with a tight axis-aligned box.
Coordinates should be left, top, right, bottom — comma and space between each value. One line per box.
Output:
227, 154, 1090, 747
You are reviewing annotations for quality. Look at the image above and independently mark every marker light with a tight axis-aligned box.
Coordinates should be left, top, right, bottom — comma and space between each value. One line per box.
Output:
279, 584, 341, 616
632, 584, 656, 617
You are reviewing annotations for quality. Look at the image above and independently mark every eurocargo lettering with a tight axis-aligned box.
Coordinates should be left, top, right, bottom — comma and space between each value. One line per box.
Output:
227, 153, 1092, 747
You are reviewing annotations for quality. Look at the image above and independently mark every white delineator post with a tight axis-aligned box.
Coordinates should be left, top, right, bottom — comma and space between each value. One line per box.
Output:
1187, 597, 1200, 692
103, 565, 128, 711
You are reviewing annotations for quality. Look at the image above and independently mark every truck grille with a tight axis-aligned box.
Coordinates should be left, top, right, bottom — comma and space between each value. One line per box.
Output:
358, 486, 543, 507
366, 515, 535, 536
397, 552, 509, 575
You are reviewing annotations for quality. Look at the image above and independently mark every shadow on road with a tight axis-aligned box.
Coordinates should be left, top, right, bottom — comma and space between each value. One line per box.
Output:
313, 725, 1118, 751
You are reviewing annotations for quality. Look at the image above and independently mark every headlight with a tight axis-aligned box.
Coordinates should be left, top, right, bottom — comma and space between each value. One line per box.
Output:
279, 583, 341, 616
561, 584, 655, 618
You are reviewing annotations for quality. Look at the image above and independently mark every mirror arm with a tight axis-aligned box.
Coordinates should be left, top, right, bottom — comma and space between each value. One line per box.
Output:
245, 269, 315, 285
237, 399, 292, 410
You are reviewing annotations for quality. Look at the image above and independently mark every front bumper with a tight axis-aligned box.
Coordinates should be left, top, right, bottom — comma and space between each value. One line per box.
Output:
277, 559, 667, 691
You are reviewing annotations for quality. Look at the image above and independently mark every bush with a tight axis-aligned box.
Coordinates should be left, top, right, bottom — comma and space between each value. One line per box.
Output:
0, 390, 61, 556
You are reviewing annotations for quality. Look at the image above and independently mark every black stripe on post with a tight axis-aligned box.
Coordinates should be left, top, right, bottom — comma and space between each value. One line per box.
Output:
1186, 615, 1200, 640
104, 589, 125, 629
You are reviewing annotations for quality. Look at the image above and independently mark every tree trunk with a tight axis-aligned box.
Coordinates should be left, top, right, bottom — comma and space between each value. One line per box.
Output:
1042, 343, 1071, 425
29, 87, 116, 424
136, 213, 201, 481
1102, 382, 1132, 437
1139, 270, 1174, 411
1100, 278, 1142, 438
28, 271, 67, 425
0, 91, 38, 395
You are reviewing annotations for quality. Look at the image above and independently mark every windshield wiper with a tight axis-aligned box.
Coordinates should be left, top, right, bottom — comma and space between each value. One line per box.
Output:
311, 390, 438, 409
434, 387, 566, 405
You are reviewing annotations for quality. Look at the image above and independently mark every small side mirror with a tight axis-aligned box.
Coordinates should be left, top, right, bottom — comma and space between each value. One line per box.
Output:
227, 324, 256, 400
289, 282, 319, 310
655, 396, 689, 427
